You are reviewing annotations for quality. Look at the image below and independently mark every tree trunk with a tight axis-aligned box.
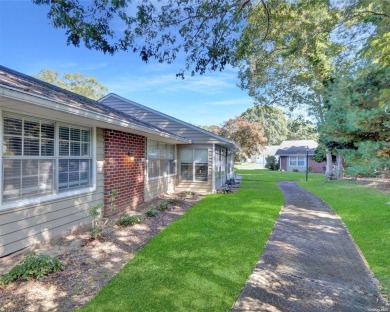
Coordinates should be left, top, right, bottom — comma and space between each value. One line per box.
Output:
325, 150, 333, 178
335, 154, 343, 179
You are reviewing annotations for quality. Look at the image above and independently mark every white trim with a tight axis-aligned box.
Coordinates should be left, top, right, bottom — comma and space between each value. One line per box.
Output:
0, 186, 96, 211
0, 108, 3, 206
0, 111, 97, 210
212, 144, 216, 192
100, 93, 237, 148
0, 85, 190, 144
289, 155, 306, 167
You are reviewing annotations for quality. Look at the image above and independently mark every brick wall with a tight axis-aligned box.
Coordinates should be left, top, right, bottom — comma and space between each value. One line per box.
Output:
104, 129, 145, 216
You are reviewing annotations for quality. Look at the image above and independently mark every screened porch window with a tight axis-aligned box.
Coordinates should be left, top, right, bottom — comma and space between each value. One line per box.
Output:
2, 114, 93, 203
147, 140, 176, 179
180, 149, 208, 182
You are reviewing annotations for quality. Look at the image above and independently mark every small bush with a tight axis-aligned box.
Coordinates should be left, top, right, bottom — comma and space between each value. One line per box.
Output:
118, 214, 142, 227
147, 209, 159, 217
0, 252, 65, 285
308, 166, 313, 172
292, 169, 299, 172
217, 185, 231, 194
167, 198, 184, 206
265, 156, 279, 171
158, 201, 170, 211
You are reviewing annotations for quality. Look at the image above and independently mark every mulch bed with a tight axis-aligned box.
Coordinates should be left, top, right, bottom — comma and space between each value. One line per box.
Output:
0, 193, 204, 312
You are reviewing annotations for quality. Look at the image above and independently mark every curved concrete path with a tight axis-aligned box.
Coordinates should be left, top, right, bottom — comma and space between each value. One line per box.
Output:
233, 181, 388, 312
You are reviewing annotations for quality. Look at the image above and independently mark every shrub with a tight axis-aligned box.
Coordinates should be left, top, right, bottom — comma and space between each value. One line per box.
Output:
147, 209, 159, 217
167, 198, 184, 206
0, 252, 65, 285
292, 168, 299, 172
158, 201, 170, 211
265, 156, 279, 171
118, 215, 142, 227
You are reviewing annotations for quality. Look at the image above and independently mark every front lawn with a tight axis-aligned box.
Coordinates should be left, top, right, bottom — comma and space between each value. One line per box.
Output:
80, 170, 289, 311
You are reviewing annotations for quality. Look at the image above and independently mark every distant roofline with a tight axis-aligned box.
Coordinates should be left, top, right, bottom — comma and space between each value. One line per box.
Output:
99, 93, 239, 148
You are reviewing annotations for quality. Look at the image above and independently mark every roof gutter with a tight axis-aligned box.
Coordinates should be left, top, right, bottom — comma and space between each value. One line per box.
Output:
0, 85, 191, 144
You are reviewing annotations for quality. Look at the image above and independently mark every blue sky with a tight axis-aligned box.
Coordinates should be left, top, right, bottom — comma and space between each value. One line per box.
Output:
0, 1, 256, 126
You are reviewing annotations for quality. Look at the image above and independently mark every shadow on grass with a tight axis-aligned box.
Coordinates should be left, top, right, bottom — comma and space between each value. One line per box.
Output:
79, 173, 284, 311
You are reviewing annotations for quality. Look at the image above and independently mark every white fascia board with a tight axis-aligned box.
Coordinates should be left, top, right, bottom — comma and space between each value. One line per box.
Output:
0, 85, 191, 144
100, 93, 238, 147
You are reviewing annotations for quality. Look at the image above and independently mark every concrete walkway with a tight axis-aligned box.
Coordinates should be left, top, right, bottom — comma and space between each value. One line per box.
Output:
232, 181, 388, 312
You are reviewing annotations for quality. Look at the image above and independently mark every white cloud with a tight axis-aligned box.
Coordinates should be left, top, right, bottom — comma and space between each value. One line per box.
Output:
203, 97, 254, 107
105, 71, 237, 95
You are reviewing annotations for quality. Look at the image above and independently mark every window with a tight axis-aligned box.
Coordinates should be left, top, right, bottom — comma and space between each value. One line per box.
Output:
2, 114, 93, 203
147, 140, 176, 179
180, 149, 208, 182
289, 156, 305, 167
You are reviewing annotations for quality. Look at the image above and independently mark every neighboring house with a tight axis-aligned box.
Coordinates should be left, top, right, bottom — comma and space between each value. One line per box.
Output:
251, 145, 280, 168
276, 140, 326, 173
99, 94, 238, 196
0, 66, 237, 257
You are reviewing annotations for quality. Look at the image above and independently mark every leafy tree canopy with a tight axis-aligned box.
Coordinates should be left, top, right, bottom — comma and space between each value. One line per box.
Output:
286, 116, 318, 141
319, 64, 390, 177
213, 117, 267, 158
35, 70, 108, 100
240, 105, 288, 145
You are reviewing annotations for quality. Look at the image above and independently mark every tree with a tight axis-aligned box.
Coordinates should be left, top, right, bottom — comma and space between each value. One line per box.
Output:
218, 117, 267, 159
240, 105, 288, 145
286, 117, 318, 141
35, 70, 108, 100
319, 64, 390, 177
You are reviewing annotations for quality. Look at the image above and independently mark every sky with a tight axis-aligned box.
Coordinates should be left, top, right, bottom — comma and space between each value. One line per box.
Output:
0, 1, 256, 126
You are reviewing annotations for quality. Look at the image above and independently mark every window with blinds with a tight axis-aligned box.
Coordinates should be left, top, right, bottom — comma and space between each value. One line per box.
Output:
2, 114, 93, 203
147, 140, 176, 179
180, 149, 208, 182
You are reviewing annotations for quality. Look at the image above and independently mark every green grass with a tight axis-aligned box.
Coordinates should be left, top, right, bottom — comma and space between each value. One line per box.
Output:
80, 169, 390, 310
80, 170, 286, 311
299, 177, 390, 296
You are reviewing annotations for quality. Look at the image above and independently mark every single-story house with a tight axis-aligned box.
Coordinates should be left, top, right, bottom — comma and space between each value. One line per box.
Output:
251, 145, 280, 167
0, 65, 238, 257
99, 93, 238, 196
275, 140, 326, 173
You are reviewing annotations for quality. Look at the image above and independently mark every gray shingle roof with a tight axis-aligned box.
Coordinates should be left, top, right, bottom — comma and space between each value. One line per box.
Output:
0, 65, 180, 137
275, 140, 318, 156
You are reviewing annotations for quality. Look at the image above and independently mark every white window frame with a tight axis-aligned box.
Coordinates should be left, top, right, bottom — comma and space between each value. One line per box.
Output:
146, 139, 176, 181
289, 156, 306, 167
0, 111, 96, 210
180, 148, 209, 182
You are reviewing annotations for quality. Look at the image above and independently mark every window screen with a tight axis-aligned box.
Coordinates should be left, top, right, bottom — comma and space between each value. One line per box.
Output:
2, 114, 93, 203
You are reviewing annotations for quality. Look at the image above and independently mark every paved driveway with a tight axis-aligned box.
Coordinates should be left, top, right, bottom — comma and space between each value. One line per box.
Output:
232, 181, 388, 312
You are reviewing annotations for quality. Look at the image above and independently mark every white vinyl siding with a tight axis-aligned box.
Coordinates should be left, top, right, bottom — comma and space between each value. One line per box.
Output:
289, 156, 306, 167
2, 114, 92, 203
147, 139, 175, 179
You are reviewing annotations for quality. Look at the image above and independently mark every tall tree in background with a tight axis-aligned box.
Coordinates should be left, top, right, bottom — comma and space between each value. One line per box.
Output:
218, 117, 267, 159
33, 0, 389, 175
319, 64, 390, 177
287, 117, 317, 141
35, 70, 108, 100
240, 105, 288, 145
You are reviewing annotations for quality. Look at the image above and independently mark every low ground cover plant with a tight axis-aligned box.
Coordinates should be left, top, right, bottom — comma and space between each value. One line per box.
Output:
117, 215, 142, 227
0, 252, 64, 285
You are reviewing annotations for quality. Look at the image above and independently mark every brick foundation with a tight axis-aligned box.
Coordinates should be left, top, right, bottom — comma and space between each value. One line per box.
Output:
104, 129, 145, 216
